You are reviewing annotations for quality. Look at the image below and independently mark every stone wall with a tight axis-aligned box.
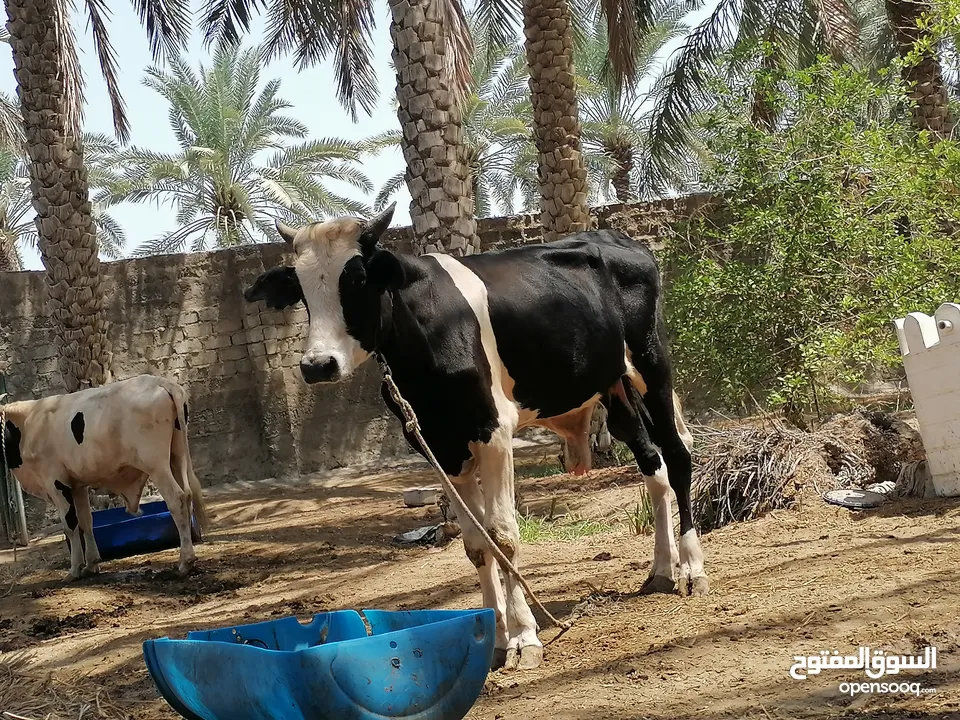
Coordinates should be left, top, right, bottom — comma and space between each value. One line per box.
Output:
0, 194, 714, 486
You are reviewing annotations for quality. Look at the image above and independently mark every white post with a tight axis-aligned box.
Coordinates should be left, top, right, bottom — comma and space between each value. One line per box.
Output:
893, 302, 960, 497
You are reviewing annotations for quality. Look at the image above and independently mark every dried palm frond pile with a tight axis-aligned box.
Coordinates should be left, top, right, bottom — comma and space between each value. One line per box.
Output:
689, 417, 873, 532
0, 653, 131, 720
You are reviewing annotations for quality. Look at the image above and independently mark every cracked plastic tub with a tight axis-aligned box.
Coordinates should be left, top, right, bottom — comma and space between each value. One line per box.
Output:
142, 607, 495, 720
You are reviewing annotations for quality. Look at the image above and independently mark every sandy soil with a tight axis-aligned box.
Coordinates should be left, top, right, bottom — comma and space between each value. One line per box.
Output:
1, 440, 959, 720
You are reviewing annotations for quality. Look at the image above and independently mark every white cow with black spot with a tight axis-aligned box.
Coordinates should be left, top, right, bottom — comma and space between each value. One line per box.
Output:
1, 374, 209, 580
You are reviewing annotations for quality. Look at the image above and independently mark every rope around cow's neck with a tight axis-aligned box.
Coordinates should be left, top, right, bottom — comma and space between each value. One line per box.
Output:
375, 353, 572, 642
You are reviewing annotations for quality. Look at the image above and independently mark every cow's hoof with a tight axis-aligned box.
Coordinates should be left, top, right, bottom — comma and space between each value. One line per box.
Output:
65, 570, 82, 583
518, 645, 544, 670
491, 648, 508, 670
177, 559, 197, 577
503, 647, 519, 671
680, 574, 710, 597
640, 573, 676, 595
81, 564, 101, 578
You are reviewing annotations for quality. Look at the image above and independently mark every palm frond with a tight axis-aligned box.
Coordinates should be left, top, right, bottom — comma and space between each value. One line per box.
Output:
374, 170, 408, 211
0, 91, 24, 153
257, 0, 379, 119
55, 0, 87, 138
637, 0, 741, 197
197, 0, 263, 52
130, 0, 191, 62
91, 206, 126, 258
362, 130, 404, 154
83, 0, 131, 143
813, 0, 860, 58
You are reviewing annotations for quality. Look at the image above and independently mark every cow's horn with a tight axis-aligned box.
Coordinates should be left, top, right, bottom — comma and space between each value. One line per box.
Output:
275, 219, 298, 244
361, 202, 396, 245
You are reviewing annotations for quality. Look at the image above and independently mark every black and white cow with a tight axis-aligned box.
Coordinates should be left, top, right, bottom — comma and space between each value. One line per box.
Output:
243, 204, 709, 670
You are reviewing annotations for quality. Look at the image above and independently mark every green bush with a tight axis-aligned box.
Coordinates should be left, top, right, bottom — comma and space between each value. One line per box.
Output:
663, 60, 960, 417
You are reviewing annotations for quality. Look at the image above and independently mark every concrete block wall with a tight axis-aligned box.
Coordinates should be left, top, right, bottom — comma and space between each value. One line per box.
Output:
0, 195, 713, 486
894, 302, 960, 496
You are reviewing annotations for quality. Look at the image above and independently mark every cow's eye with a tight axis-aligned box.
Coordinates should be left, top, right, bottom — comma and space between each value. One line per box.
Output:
347, 270, 365, 289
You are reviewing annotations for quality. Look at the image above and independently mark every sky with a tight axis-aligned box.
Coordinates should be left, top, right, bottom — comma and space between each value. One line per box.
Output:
1, 1, 711, 272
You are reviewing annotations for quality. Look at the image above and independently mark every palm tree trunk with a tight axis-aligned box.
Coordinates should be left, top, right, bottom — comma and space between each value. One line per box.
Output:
524, 0, 613, 470
886, 0, 955, 139
5, 0, 113, 392
608, 142, 635, 202
0, 231, 19, 272
523, 0, 592, 242
389, 0, 480, 256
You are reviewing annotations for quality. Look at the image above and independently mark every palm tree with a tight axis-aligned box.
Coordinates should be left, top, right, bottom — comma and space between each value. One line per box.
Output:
3, 0, 200, 391
634, 0, 959, 193
191, 0, 478, 256
369, 17, 619, 217
367, 27, 538, 217
577, 4, 689, 201
0, 142, 126, 271
519, 0, 593, 241
388, 0, 479, 255
886, 0, 956, 138
102, 45, 372, 256
3, 0, 405, 391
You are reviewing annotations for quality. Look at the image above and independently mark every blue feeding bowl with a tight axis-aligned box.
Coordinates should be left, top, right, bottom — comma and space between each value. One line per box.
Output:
90, 500, 202, 561
142, 608, 496, 720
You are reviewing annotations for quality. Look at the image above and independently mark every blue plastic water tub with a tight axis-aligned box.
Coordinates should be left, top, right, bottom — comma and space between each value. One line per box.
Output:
142, 608, 496, 720
91, 500, 200, 561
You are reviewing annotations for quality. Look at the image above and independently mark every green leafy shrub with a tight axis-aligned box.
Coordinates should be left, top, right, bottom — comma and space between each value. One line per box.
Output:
663, 60, 960, 417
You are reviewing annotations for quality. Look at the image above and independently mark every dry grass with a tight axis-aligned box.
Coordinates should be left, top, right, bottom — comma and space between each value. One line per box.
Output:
0, 654, 131, 720
689, 417, 872, 532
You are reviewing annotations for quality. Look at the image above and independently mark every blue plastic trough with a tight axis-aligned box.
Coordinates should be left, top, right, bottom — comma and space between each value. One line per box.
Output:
91, 500, 201, 561
142, 608, 496, 720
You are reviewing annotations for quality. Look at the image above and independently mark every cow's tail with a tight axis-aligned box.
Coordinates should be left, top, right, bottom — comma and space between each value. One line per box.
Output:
158, 378, 212, 534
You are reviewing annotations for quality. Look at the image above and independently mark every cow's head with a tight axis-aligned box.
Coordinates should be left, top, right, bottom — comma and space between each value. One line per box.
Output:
243, 203, 403, 384
1, 417, 23, 475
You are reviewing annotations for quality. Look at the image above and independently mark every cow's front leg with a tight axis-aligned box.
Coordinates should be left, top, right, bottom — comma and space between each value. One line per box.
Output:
73, 486, 102, 576
52, 480, 84, 581
476, 428, 543, 671
451, 465, 509, 668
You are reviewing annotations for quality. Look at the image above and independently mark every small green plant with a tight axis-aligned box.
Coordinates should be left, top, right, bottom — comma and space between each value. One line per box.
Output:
517, 513, 616, 543
624, 489, 656, 535
611, 440, 634, 466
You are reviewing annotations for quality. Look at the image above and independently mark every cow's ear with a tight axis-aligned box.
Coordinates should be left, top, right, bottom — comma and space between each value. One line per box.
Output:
359, 202, 396, 251
243, 266, 304, 310
367, 250, 404, 292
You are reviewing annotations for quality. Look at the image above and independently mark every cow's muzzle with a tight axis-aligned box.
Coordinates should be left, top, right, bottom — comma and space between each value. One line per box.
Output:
300, 355, 341, 384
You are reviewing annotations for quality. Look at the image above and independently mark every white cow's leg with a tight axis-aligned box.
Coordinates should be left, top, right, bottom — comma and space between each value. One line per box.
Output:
476, 428, 542, 671
451, 466, 509, 667
51, 481, 84, 581
149, 466, 196, 575
73, 487, 102, 576
640, 459, 680, 593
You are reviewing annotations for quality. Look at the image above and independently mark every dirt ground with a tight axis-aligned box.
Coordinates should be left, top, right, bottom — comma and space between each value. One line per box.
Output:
1, 435, 959, 720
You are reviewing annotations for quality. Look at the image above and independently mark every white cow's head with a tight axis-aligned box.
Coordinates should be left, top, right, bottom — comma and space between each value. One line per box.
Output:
243, 203, 402, 384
